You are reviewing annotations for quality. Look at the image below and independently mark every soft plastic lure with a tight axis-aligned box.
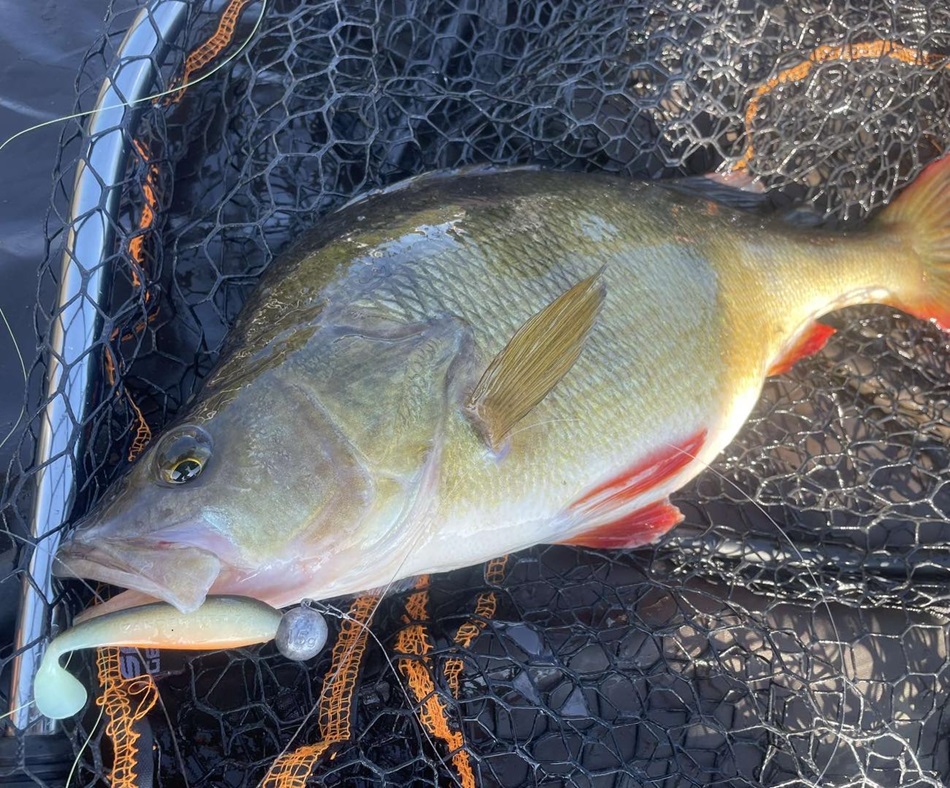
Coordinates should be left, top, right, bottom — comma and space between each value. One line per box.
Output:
34, 596, 327, 719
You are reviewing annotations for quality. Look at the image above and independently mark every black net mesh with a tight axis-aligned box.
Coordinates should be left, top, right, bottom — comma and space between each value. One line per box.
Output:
3, 0, 950, 785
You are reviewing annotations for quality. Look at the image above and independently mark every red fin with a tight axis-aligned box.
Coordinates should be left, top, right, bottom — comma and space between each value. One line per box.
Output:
571, 430, 706, 511
560, 499, 684, 549
902, 299, 950, 332
768, 322, 835, 376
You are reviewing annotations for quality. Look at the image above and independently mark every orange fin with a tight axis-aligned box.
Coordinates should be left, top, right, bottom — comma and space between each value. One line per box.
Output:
571, 430, 706, 512
768, 322, 835, 377
560, 499, 685, 549
876, 154, 950, 330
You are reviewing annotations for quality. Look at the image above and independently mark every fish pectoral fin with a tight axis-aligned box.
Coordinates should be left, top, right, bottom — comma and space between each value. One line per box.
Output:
558, 498, 685, 549
465, 269, 605, 451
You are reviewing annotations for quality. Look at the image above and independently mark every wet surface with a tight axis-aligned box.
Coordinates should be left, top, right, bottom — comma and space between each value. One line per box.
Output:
0, 0, 106, 469
0, 0, 107, 679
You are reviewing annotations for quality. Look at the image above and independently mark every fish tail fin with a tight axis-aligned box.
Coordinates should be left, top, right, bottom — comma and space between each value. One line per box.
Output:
876, 155, 950, 330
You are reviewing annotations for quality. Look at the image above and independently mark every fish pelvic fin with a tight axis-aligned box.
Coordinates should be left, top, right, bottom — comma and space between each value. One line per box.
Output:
570, 430, 706, 512
558, 429, 706, 549
559, 498, 685, 549
877, 154, 950, 330
465, 269, 605, 451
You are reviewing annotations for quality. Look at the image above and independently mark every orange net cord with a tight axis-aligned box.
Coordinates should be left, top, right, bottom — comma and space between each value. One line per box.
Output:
732, 40, 949, 173
262, 593, 381, 787
94, 137, 161, 779
166, 0, 255, 103
443, 555, 509, 698
126, 393, 152, 464
95, 647, 159, 788
103, 344, 119, 389
394, 576, 476, 788
103, 137, 161, 461
94, 4, 271, 781
107, 0, 249, 465
126, 140, 159, 299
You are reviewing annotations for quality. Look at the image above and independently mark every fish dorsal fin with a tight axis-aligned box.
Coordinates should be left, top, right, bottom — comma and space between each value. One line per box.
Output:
466, 269, 605, 451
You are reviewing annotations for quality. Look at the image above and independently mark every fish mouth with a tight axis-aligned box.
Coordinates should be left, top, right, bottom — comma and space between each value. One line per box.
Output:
54, 536, 222, 615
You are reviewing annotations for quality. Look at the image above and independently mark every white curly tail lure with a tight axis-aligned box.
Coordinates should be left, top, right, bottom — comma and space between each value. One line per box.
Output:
34, 596, 327, 719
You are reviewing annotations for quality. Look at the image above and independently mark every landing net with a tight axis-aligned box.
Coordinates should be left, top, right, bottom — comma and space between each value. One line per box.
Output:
2, 1, 949, 785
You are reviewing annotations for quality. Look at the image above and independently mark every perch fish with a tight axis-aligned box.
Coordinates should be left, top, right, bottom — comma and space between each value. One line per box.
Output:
38, 160, 950, 717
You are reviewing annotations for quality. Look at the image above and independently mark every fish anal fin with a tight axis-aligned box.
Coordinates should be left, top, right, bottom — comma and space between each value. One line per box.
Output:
466, 269, 605, 451
768, 322, 835, 377
560, 499, 685, 549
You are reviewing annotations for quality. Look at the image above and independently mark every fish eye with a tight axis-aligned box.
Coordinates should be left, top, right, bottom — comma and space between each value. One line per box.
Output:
153, 425, 213, 486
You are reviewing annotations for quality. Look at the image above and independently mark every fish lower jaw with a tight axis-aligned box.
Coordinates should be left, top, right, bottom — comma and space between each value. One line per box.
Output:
55, 541, 223, 615
55, 555, 179, 605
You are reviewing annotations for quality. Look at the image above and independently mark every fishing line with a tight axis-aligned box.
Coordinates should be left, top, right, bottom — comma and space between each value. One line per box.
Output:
0, 0, 268, 484
310, 599, 469, 788
663, 439, 851, 785
587, 426, 855, 781
0, 5, 879, 776
441, 412, 856, 783
267, 422, 859, 785
262, 448, 469, 784
0, 700, 34, 724
32, 429, 866, 786
0, 0, 268, 158
2, 7, 268, 769
0, 305, 27, 454
152, 663, 192, 788
262, 509, 465, 788
362, 487, 479, 786
16, 406, 862, 786
65, 703, 104, 788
